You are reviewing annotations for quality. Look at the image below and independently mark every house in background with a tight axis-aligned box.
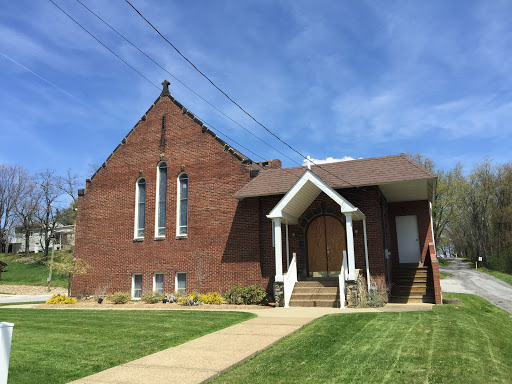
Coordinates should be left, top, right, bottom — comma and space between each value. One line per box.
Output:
72, 81, 441, 306
11, 223, 75, 254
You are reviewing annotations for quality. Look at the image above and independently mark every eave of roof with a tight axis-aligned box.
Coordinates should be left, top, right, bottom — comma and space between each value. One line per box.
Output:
234, 154, 436, 199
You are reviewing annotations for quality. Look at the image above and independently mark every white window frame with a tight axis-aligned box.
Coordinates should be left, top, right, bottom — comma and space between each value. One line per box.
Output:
175, 272, 187, 292
134, 177, 146, 239
155, 162, 167, 238
176, 172, 189, 237
153, 273, 165, 293
132, 273, 143, 299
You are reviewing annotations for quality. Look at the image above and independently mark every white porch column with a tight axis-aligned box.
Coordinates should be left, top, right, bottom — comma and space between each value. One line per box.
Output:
273, 219, 283, 282
345, 213, 356, 280
363, 218, 370, 291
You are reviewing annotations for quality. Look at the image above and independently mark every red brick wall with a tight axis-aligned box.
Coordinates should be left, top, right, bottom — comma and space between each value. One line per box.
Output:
73, 95, 270, 296
388, 200, 434, 267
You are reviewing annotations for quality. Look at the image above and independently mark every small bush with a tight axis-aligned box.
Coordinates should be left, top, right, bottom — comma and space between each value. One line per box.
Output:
141, 291, 165, 304
361, 290, 385, 307
45, 294, 77, 305
106, 291, 131, 304
198, 292, 223, 304
180, 293, 204, 306
224, 284, 268, 305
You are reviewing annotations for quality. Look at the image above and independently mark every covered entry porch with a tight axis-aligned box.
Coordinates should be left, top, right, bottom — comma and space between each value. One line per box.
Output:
267, 170, 370, 308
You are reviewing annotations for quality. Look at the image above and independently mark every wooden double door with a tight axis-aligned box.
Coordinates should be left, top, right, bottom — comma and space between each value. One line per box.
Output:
307, 215, 347, 276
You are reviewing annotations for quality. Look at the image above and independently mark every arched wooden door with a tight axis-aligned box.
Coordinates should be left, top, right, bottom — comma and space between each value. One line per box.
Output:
307, 215, 346, 276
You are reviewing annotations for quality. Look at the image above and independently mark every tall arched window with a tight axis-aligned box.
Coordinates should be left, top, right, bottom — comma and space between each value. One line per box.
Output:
155, 162, 167, 237
135, 178, 146, 238
177, 173, 188, 236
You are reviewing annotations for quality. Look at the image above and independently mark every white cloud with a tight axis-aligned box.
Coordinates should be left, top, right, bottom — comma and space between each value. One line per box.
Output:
302, 156, 356, 166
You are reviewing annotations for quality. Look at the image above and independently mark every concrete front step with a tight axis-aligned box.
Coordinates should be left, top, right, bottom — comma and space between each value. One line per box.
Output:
292, 287, 338, 293
290, 281, 340, 308
390, 296, 435, 304
292, 293, 339, 301
393, 277, 428, 284
289, 299, 340, 308
391, 287, 431, 296
295, 280, 338, 287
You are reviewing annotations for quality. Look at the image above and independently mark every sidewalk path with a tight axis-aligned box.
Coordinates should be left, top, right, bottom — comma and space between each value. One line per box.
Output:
68, 304, 432, 384
0, 294, 51, 304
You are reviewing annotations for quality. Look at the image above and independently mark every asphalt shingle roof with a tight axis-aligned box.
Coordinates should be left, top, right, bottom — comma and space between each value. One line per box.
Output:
234, 154, 436, 198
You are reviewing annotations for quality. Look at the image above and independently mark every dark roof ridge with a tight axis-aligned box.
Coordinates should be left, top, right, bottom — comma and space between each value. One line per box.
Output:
89, 86, 258, 181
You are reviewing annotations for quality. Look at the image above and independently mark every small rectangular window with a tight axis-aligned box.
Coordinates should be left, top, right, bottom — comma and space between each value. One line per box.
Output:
132, 273, 142, 299
175, 272, 186, 291
154, 273, 164, 294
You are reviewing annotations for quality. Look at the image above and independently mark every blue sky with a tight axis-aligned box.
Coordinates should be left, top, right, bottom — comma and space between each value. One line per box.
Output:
1, 0, 511, 182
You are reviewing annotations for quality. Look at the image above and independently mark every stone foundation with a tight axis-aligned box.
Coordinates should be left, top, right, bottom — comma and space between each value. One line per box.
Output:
274, 281, 284, 307
345, 269, 366, 307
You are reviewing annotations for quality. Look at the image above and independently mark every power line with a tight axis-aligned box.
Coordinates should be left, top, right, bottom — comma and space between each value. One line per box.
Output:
48, 0, 265, 163
73, 0, 299, 166
123, 0, 362, 189
49, 0, 160, 90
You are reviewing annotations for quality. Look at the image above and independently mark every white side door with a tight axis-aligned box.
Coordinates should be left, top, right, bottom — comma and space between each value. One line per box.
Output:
395, 215, 421, 264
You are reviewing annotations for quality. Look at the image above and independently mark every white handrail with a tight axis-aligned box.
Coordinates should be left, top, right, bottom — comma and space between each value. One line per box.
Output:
339, 250, 348, 309
283, 254, 297, 308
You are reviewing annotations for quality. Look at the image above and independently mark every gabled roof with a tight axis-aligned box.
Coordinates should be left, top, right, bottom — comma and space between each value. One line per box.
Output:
234, 154, 436, 199
267, 169, 364, 224
89, 81, 258, 182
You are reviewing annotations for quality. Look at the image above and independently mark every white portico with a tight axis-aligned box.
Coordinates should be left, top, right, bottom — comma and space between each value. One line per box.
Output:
266, 170, 370, 295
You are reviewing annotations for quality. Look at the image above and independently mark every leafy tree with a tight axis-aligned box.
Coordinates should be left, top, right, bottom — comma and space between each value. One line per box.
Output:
47, 254, 92, 296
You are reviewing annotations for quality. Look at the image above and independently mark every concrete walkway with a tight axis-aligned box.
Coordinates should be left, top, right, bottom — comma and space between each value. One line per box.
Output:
67, 303, 432, 384
0, 294, 51, 304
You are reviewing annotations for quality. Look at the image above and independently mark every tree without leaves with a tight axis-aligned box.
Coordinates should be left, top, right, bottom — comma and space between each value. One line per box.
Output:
15, 180, 42, 258
35, 170, 64, 259
0, 164, 31, 256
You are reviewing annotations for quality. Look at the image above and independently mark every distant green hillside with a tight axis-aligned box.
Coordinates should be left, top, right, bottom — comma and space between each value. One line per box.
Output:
0, 253, 68, 288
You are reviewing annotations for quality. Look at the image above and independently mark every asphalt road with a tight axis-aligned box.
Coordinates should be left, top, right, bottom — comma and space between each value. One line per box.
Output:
440, 258, 512, 315
0, 294, 51, 304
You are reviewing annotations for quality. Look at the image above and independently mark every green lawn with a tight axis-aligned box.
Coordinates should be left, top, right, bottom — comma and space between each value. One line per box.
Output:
0, 253, 67, 287
0, 309, 255, 384
437, 258, 451, 267
477, 267, 512, 286
0, 301, 45, 307
439, 271, 454, 279
214, 294, 512, 384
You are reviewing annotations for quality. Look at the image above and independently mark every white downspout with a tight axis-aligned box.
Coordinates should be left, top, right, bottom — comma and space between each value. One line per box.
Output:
363, 218, 370, 291
285, 224, 290, 270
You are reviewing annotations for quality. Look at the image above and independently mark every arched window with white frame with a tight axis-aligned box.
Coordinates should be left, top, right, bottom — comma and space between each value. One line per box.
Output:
177, 173, 188, 236
155, 162, 167, 237
134, 177, 146, 239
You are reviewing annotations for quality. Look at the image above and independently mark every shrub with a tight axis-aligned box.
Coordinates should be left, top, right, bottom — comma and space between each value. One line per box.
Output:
224, 284, 268, 305
179, 293, 204, 306
45, 294, 77, 305
106, 291, 131, 304
198, 292, 223, 304
361, 288, 385, 308
141, 291, 165, 304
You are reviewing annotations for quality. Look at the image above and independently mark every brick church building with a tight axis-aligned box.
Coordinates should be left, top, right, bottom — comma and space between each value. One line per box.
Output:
73, 81, 442, 306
